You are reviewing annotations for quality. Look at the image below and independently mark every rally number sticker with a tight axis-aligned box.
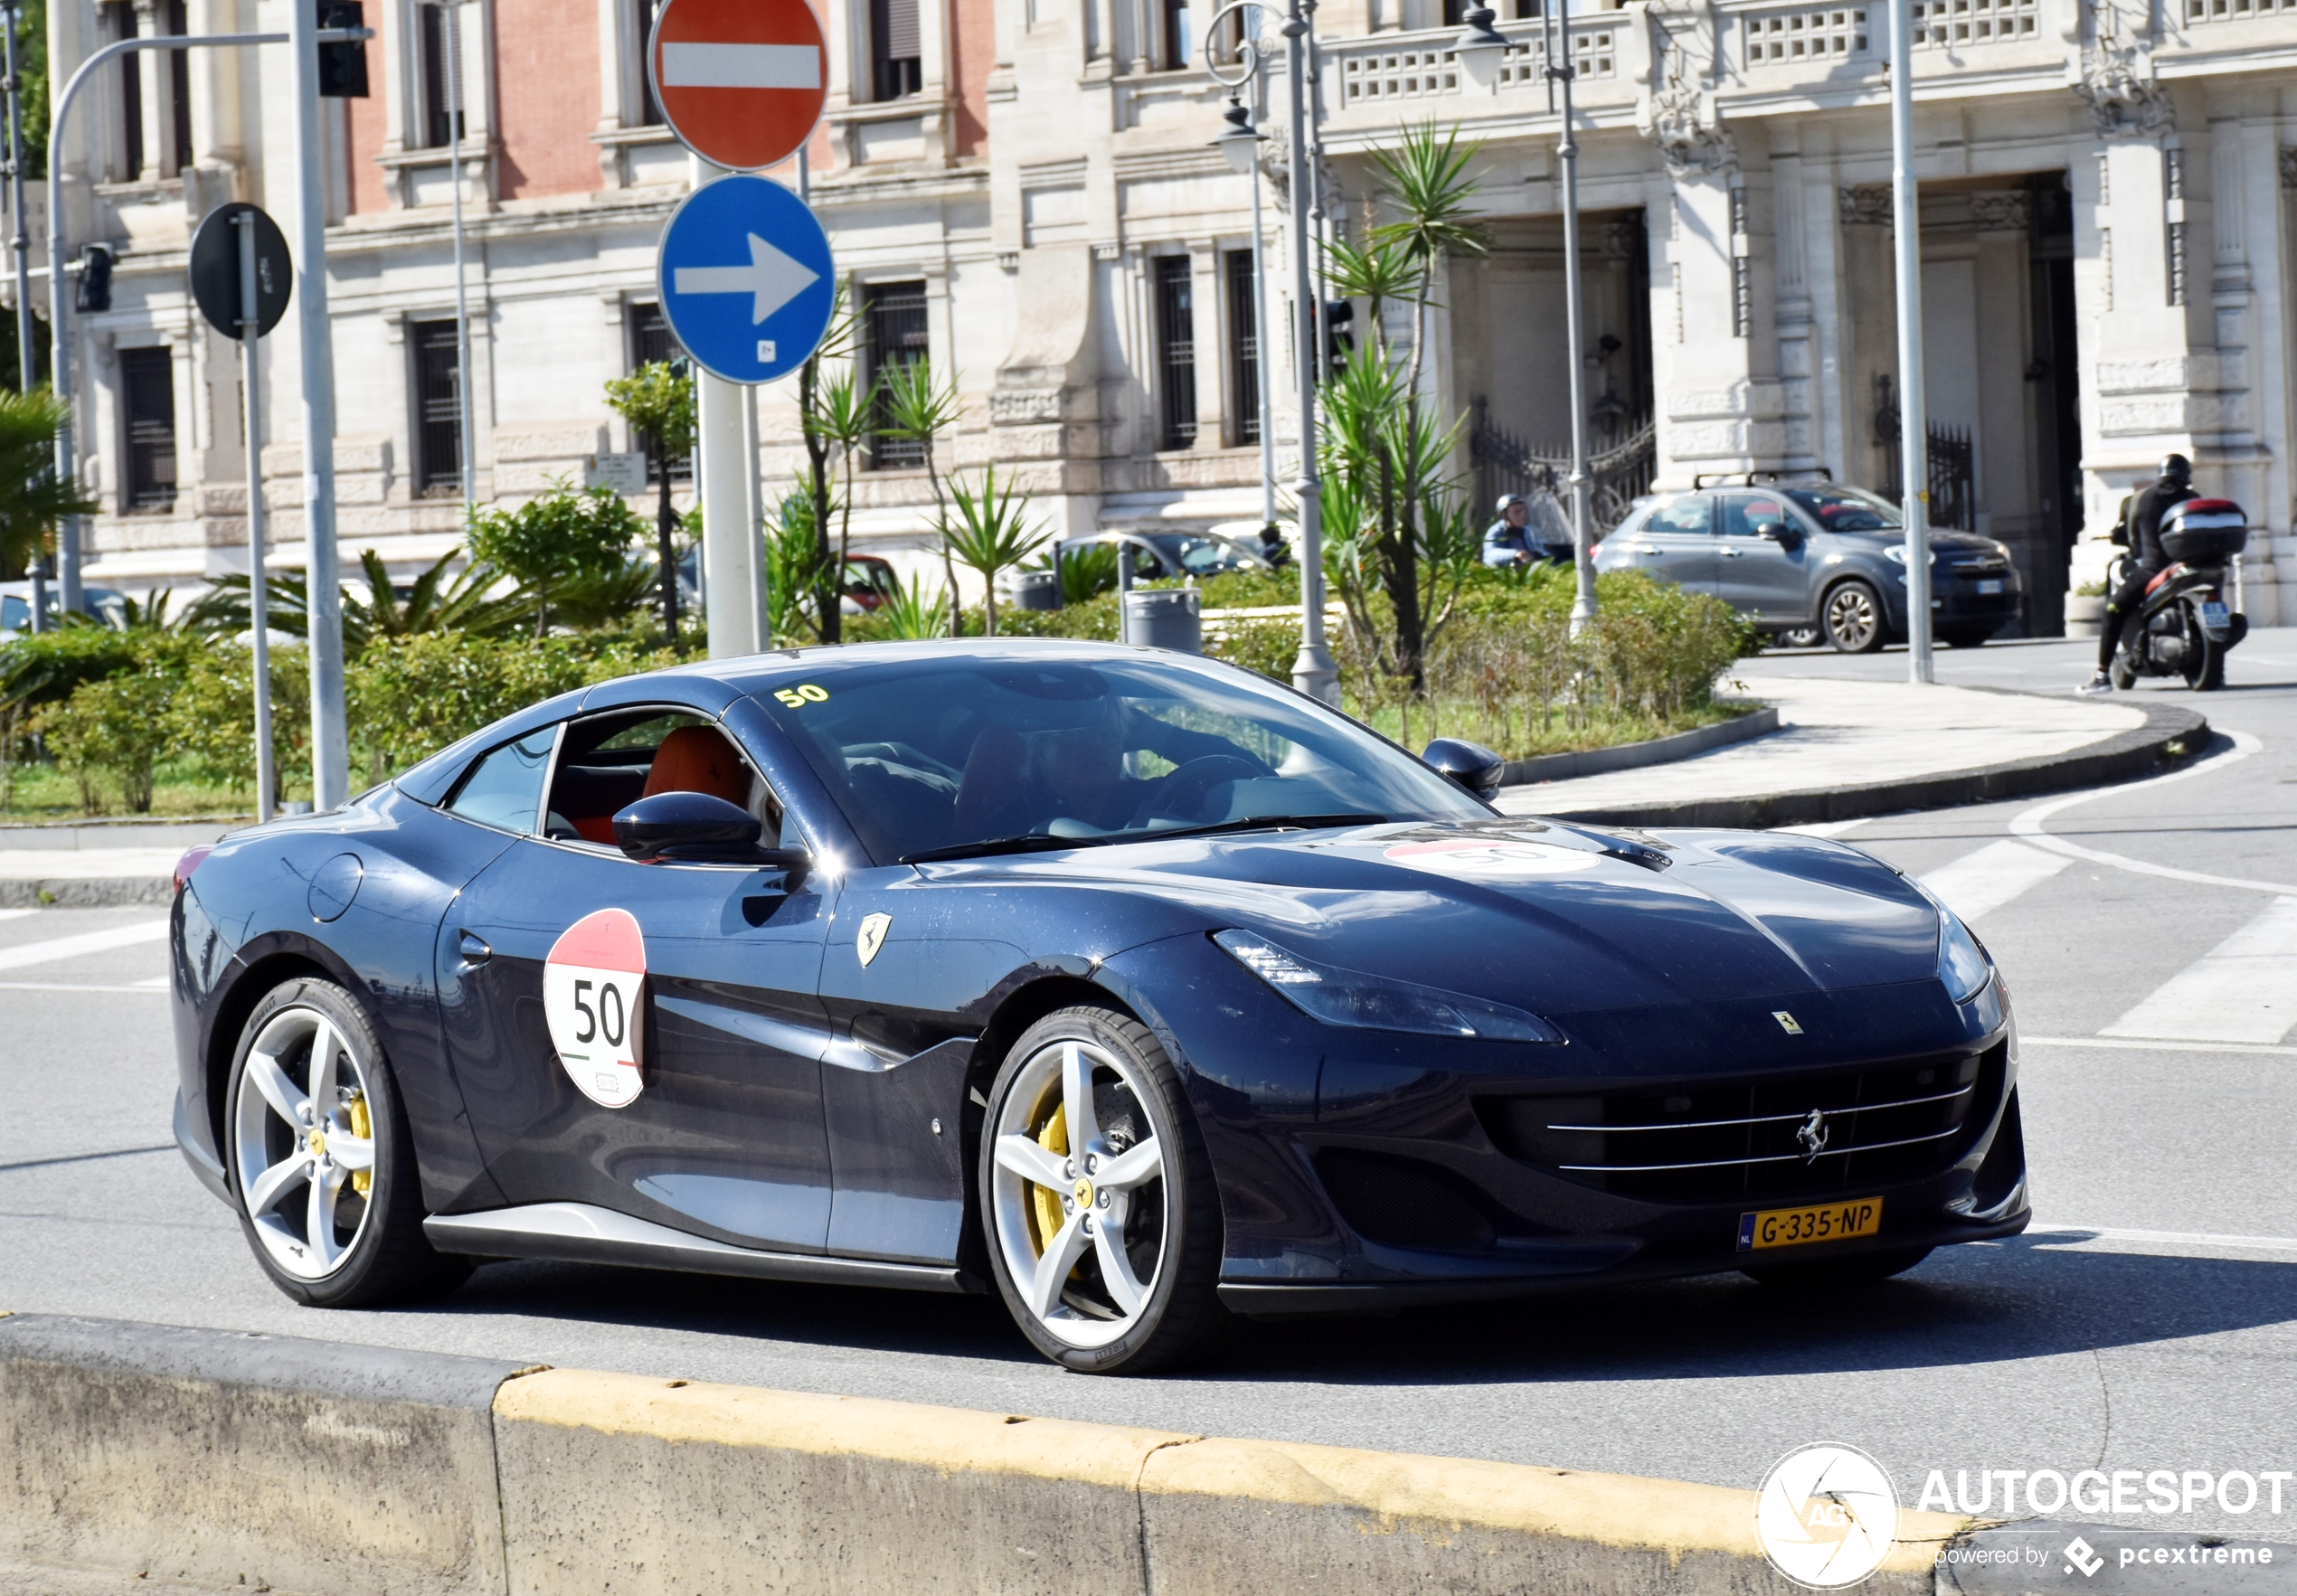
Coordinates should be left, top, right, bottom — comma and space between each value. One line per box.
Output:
1383, 839, 1599, 878
773, 683, 830, 708
544, 908, 648, 1109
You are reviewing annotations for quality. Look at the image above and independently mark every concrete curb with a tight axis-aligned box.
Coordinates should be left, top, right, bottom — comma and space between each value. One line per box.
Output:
1499, 705, 1781, 787
2, 1313, 1970, 1595
1540, 694, 2210, 830
0, 876, 175, 908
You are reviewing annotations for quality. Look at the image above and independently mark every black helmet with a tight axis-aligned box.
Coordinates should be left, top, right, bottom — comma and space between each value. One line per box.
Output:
2158, 453, 2192, 486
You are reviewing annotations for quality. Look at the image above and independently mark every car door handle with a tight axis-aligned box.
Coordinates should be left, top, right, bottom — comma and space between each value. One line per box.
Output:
456, 930, 493, 967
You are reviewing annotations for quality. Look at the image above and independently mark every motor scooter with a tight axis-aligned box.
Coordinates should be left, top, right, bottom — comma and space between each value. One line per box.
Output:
2107, 497, 2250, 693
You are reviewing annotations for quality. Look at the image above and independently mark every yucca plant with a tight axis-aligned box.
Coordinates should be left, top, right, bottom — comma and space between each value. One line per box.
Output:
876, 358, 967, 635
874, 568, 950, 641
797, 284, 863, 642
0, 388, 97, 579
939, 464, 1047, 637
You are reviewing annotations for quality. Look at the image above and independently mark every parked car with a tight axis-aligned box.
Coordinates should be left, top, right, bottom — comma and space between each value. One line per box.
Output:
1594, 481, 2022, 652
1063, 530, 1274, 583
170, 641, 2025, 1374
0, 582, 131, 637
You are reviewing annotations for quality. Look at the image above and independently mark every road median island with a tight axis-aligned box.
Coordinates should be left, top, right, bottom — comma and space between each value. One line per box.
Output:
5, 1312, 1980, 1595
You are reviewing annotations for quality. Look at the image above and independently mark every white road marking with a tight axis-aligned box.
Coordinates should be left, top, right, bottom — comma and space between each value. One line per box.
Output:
2023, 1224, 2297, 1257
2100, 895, 2297, 1045
0, 981, 170, 995
0, 908, 36, 922
2009, 730, 2297, 895
658, 42, 821, 90
1918, 838, 2072, 921
2021, 1034, 2297, 1058
1772, 819, 1869, 837
0, 920, 168, 973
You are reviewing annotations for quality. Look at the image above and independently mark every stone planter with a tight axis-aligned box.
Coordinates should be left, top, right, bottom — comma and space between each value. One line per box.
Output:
2065, 592, 2106, 638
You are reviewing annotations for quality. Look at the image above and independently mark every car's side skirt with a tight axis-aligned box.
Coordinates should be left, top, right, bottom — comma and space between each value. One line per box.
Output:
422, 1203, 976, 1294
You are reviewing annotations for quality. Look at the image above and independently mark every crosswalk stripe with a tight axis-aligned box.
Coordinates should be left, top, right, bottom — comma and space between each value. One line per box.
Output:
1918, 839, 2071, 922
0, 920, 169, 973
0, 908, 36, 923
2101, 895, 2297, 1045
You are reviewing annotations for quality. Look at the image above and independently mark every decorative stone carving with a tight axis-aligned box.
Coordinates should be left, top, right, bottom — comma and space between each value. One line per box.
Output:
2281, 146, 2297, 191
2072, 44, 2173, 138
1970, 192, 2032, 231
1648, 79, 1736, 177
1838, 184, 1893, 227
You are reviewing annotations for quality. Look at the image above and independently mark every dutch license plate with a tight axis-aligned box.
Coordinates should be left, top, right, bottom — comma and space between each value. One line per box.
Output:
1976, 579, 2004, 595
2203, 601, 2230, 632
1737, 1197, 1884, 1252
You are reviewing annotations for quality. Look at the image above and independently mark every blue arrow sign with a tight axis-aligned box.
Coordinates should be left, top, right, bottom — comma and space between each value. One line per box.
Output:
656, 174, 835, 385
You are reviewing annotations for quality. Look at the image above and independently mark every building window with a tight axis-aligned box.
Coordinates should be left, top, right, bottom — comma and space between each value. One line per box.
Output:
418, 3, 463, 150
1154, 255, 1197, 450
629, 301, 692, 484
119, 347, 177, 513
863, 280, 930, 468
871, 0, 922, 100
104, 3, 143, 180
634, 0, 666, 124
1224, 249, 1260, 447
1160, 0, 1191, 70
410, 318, 464, 496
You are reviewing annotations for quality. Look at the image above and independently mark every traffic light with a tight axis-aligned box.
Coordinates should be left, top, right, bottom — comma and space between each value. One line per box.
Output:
1320, 297, 1355, 379
74, 245, 113, 313
317, 1, 370, 99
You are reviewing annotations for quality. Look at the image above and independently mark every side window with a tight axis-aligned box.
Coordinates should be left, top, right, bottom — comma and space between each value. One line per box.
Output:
1720, 494, 1790, 539
445, 729, 560, 836
1645, 495, 1715, 535
544, 710, 788, 851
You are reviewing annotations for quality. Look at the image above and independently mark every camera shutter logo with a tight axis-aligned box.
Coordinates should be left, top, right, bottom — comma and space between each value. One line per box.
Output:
1753, 1443, 1900, 1589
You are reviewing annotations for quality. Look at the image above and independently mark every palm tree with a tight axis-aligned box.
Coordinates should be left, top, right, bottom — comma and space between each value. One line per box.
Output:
796, 285, 861, 643
0, 389, 96, 581
940, 465, 1047, 637
877, 359, 967, 635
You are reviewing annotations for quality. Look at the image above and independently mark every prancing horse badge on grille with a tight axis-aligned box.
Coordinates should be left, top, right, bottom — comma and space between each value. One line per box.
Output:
1772, 1011, 1803, 1035
1796, 1109, 1829, 1162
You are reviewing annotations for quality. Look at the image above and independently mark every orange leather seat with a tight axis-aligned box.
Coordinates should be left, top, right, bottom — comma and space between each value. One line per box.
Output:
642, 726, 750, 807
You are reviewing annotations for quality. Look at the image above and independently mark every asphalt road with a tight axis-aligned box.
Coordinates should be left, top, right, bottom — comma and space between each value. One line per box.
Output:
4, 628, 2294, 1538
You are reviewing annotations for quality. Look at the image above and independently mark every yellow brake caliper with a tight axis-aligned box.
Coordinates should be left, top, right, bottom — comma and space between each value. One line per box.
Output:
1029, 1101, 1068, 1255
345, 1093, 373, 1197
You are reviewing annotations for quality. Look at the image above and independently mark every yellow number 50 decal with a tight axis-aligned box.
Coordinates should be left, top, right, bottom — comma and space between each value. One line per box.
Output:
773, 684, 830, 708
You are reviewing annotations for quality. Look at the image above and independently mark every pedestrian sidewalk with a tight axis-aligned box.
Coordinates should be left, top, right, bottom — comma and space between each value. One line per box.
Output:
1496, 666, 2153, 822
0, 820, 237, 907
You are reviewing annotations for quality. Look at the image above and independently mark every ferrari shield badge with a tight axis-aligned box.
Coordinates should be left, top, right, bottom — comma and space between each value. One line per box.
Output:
855, 911, 892, 967
543, 908, 648, 1109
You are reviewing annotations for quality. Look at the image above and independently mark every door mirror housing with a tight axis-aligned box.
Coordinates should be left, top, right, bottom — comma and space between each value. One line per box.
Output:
1755, 520, 1802, 549
612, 791, 812, 874
1422, 738, 1508, 798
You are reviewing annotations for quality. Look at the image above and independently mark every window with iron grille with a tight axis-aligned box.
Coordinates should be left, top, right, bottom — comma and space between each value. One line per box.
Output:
1155, 256, 1197, 451
864, 281, 931, 469
419, 3, 463, 150
872, 0, 922, 100
410, 319, 464, 496
1224, 250, 1260, 448
119, 347, 177, 513
629, 302, 693, 484
634, 0, 666, 124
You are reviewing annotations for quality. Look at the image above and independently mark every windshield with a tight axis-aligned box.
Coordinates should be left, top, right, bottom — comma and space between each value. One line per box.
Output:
1783, 486, 1903, 534
764, 653, 1489, 864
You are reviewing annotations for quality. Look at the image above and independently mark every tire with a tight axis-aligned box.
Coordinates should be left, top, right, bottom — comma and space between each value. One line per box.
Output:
978, 1005, 1226, 1374
1777, 626, 1823, 650
1940, 627, 1996, 649
223, 977, 471, 1308
1742, 1246, 1933, 1289
1821, 581, 1886, 654
2181, 615, 2225, 691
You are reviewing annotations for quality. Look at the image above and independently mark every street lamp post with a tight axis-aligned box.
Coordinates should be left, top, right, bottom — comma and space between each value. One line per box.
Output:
440, 0, 477, 518
1208, 71, 1276, 543
1205, 0, 1335, 703
1887, 0, 1934, 683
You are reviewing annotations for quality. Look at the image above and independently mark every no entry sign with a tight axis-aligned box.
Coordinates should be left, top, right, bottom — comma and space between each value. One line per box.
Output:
648, 0, 827, 173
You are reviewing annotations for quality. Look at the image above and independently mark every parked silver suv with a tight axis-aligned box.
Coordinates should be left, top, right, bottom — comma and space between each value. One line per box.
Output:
1594, 480, 2023, 652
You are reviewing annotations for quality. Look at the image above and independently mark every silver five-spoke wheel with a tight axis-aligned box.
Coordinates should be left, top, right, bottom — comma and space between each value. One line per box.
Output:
988, 1037, 1169, 1350
232, 1005, 377, 1280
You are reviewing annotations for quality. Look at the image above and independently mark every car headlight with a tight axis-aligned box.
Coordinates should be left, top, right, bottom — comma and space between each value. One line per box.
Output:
1215, 930, 1564, 1044
1936, 908, 1992, 1005
1883, 546, 1909, 566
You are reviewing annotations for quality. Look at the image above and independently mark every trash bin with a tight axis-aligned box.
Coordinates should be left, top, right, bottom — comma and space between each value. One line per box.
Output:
1012, 570, 1063, 611
1122, 588, 1202, 654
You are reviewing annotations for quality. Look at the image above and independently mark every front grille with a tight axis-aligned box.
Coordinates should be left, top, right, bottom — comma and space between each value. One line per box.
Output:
1479, 1048, 1998, 1205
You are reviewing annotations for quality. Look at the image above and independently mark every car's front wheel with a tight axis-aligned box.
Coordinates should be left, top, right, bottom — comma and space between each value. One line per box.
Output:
978, 1006, 1225, 1373
224, 977, 470, 1307
1822, 581, 1887, 654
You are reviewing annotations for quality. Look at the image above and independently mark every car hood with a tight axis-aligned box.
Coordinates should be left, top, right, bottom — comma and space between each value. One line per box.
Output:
938, 817, 1943, 1016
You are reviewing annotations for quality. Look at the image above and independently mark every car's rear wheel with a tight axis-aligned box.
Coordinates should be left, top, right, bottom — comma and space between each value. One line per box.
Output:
1822, 581, 1886, 654
978, 1006, 1225, 1374
224, 977, 470, 1307
1742, 1246, 1933, 1289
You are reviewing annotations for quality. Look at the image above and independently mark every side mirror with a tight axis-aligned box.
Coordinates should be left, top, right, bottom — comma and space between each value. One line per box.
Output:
612, 791, 812, 874
1755, 520, 1802, 549
1422, 738, 1508, 798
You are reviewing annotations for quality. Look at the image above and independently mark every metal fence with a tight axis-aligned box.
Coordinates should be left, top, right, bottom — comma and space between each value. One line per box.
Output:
1470, 403, 1658, 535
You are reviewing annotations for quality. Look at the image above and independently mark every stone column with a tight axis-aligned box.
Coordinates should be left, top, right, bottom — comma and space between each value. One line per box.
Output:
130, 0, 178, 181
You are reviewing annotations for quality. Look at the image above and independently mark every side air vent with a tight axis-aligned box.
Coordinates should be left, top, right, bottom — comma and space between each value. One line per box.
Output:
1314, 1149, 1497, 1252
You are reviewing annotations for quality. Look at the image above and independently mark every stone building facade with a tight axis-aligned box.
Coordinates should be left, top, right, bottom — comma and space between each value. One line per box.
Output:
37, 0, 2297, 631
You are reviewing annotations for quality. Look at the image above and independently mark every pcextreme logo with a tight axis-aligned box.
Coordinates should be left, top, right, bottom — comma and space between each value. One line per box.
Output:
1753, 1443, 1901, 1590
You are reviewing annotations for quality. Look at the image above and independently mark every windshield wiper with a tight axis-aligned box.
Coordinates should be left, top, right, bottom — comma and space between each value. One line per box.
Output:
901, 833, 1119, 864
1131, 813, 1387, 844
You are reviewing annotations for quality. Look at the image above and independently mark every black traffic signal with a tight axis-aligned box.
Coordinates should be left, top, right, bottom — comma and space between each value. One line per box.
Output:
1320, 297, 1355, 379
317, 1, 370, 99
74, 244, 113, 313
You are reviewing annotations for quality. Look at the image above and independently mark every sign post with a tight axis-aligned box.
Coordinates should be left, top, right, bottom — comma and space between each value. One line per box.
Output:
191, 201, 292, 822
648, 0, 830, 660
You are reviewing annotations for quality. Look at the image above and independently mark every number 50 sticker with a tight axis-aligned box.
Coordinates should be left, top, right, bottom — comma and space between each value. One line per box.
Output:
543, 908, 648, 1109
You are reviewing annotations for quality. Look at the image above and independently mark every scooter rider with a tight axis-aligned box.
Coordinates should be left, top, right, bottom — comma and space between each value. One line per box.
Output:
1484, 495, 1536, 568
2082, 453, 2197, 694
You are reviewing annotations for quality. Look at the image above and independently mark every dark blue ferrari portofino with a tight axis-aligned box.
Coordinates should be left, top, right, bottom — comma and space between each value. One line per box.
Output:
169, 641, 2027, 1372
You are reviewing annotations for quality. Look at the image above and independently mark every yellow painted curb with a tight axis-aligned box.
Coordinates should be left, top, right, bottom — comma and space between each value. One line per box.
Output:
495, 1367, 1199, 1493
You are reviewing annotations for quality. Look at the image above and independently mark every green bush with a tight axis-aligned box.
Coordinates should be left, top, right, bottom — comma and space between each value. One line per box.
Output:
165, 645, 313, 799
33, 654, 181, 813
